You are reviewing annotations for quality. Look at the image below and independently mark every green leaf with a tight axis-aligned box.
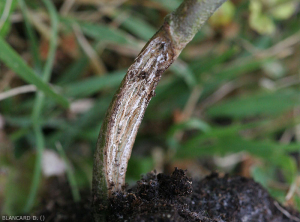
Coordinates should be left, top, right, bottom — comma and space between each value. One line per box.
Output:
167, 118, 211, 139
119, 14, 156, 41
65, 70, 126, 97
207, 89, 300, 118
251, 165, 273, 188
171, 61, 197, 88
31, 0, 60, 124
176, 127, 297, 181
147, 78, 190, 119
209, 1, 236, 27
127, 156, 154, 182
200, 57, 269, 99
249, 0, 276, 34
57, 96, 113, 148
190, 47, 238, 75
79, 22, 137, 46
295, 196, 300, 211
0, 0, 17, 37
56, 144, 80, 202
270, 1, 296, 20
214, 58, 269, 81
19, 0, 42, 72
57, 56, 89, 84
0, 37, 69, 108
166, 118, 210, 149
1, 153, 36, 215
150, 0, 182, 11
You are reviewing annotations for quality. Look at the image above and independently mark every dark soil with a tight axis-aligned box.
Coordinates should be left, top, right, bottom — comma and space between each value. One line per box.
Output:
37, 169, 300, 222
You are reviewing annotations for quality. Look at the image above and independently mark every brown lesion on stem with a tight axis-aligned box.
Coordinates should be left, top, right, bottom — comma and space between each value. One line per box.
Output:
92, 0, 227, 220
92, 22, 178, 211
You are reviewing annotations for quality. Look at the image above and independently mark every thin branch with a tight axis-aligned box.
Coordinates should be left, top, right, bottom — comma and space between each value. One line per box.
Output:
241, 31, 300, 59
273, 201, 300, 222
199, 80, 242, 110
0, 85, 36, 101
0, 70, 15, 92
173, 86, 202, 142
59, 0, 75, 16
182, 86, 202, 121
73, 24, 107, 75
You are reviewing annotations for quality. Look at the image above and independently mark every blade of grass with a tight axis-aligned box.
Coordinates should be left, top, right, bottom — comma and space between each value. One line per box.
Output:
0, 37, 69, 108
56, 142, 81, 202
61, 17, 137, 46
151, 0, 181, 11
24, 0, 59, 213
79, 22, 136, 46
0, 0, 13, 29
32, 0, 59, 124
19, 0, 42, 73
64, 69, 126, 97
189, 47, 237, 74
0, 0, 17, 37
199, 57, 271, 98
59, 96, 112, 149
117, 13, 156, 41
207, 89, 300, 118
23, 125, 44, 212
4, 115, 68, 129
170, 61, 197, 88
176, 126, 297, 182
56, 56, 89, 85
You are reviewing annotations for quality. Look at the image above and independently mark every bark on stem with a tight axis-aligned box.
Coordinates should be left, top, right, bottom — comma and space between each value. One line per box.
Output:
92, 0, 226, 220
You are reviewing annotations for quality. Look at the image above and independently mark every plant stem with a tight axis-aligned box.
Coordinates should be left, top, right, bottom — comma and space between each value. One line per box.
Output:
23, 125, 44, 212
23, 0, 59, 213
92, 0, 226, 220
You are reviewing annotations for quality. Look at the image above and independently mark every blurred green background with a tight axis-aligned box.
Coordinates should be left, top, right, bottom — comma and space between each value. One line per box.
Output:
0, 0, 300, 215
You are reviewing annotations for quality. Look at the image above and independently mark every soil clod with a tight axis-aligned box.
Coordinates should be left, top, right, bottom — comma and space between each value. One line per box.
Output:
37, 169, 300, 222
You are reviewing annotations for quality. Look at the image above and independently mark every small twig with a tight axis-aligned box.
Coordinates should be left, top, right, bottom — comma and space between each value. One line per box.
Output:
260, 31, 300, 57
73, 24, 107, 75
213, 152, 246, 168
59, 0, 75, 16
199, 80, 241, 110
27, 11, 52, 42
285, 180, 297, 202
67, 11, 103, 22
182, 86, 202, 121
241, 31, 300, 59
0, 85, 36, 101
109, 11, 130, 28
105, 43, 142, 57
276, 75, 300, 90
174, 86, 202, 141
0, 70, 15, 92
97, 0, 128, 7
294, 107, 300, 142
273, 201, 300, 222
279, 129, 294, 144
165, 86, 202, 164
151, 147, 164, 173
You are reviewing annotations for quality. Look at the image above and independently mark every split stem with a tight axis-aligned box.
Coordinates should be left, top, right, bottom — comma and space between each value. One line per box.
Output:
92, 0, 227, 220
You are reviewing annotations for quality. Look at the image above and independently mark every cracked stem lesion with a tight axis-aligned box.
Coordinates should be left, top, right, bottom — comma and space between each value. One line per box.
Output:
92, 0, 226, 220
